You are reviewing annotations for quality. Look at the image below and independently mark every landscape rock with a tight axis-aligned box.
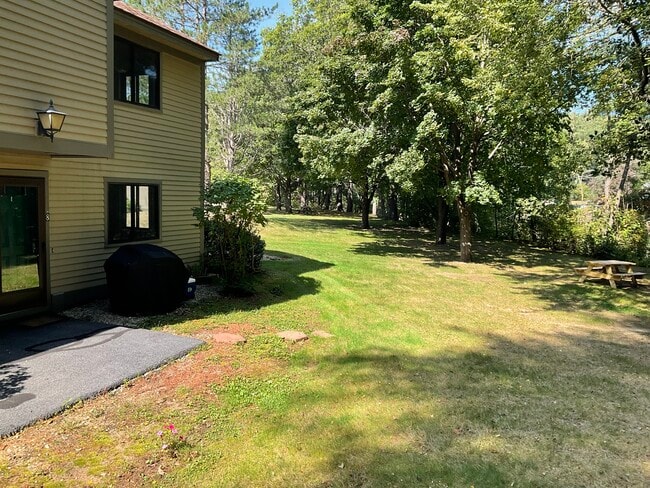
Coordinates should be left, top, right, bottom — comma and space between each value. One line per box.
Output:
277, 330, 309, 343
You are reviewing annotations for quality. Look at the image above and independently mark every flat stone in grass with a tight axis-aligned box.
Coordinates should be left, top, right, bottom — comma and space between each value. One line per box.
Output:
277, 330, 309, 343
312, 330, 334, 338
212, 332, 246, 344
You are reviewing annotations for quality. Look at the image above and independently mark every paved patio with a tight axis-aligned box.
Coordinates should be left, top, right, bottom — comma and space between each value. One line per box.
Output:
0, 318, 202, 437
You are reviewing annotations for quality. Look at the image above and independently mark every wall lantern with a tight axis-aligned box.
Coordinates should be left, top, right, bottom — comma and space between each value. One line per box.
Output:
36, 99, 67, 142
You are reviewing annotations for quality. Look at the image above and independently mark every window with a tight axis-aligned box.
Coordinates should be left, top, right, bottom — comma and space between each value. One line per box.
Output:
114, 37, 160, 108
107, 183, 160, 244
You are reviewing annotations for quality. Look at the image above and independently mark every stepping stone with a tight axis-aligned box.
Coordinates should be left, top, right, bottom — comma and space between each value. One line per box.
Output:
312, 330, 334, 338
277, 330, 309, 343
212, 332, 246, 344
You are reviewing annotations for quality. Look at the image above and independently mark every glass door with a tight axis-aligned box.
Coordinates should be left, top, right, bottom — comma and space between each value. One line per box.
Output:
0, 177, 47, 315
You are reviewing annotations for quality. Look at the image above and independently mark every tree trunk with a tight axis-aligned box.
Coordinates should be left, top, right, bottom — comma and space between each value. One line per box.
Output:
614, 150, 633, 211
361, 183, 371, 229
299, 180, 308, 212
284, 178, 293, 214
388, 187, 399, 221
335, 184, 344, 212
457, 198, 472, 262
604, 172, 613, 229
275, 180, 282, 211
323, 188, 332, 210
346, 183, 354, 213
436, 196, 448, 245
376, 191, 386, 218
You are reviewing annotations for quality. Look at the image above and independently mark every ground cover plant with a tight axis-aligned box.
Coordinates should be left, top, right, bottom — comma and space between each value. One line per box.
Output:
0, 213, 648, 487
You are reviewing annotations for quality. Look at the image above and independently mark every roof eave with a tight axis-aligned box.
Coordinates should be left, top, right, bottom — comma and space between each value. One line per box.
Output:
114, 9, 220, 62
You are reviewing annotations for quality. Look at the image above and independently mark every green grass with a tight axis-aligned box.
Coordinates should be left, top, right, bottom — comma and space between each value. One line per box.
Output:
3, 212, 649, 487
159, 213, 649, 487
1, 263, 39, 292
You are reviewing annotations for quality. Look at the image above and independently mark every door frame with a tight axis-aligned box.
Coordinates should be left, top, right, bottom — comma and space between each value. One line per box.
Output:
0, 170, 50, 319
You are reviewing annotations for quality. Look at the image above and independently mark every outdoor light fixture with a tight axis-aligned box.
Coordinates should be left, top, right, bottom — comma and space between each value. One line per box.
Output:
36, 99, 67, 142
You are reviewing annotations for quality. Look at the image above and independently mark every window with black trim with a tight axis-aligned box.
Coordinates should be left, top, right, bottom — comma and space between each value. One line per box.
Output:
114, 37, 160, 108
107, 183, 160, 244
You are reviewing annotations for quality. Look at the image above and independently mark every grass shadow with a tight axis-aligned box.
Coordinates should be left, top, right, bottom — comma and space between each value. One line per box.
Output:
350, 219, 581, 271
266, 212, 361, 233
340, 216, 647, 322
217, 324, 650, 486
311, 339, 647, 485
140, 251, 335, 328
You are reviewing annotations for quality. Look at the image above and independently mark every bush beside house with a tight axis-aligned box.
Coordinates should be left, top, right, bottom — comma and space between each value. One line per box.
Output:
194, 174, 266, 287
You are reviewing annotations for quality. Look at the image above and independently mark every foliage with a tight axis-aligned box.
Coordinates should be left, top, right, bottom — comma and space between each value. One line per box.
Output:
409, 0, 584, 260
507, 201, 648, 263
575, 0, 650, 226
193, 173, 266, 285
612, 209, 649, 260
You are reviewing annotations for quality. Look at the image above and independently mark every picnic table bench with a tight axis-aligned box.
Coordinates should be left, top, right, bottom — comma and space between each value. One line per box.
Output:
575, 260, 645, 289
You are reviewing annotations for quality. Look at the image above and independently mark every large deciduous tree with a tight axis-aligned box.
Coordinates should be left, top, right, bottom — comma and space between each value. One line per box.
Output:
297, 0, 419, 228
580, 0, 649, 224
411, 0, 582, 261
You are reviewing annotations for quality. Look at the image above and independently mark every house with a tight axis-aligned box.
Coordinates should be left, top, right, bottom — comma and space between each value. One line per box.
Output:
0, 1, 219, 320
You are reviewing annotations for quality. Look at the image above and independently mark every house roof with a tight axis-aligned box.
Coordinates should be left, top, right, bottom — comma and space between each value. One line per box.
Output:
113, 1, 220, 62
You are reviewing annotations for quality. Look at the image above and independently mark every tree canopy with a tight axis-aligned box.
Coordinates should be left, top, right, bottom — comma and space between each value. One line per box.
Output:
127, 0, 649, 263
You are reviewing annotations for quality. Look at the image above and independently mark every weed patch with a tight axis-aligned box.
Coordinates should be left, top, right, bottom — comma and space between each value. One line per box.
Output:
215, 375, 296, 412
244, 334, 292, 361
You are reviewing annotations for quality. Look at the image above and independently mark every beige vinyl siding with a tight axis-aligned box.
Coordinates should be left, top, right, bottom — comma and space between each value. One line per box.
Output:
0, 0, 108, 144
46, 53, 203, 294
1, 14, 205, 297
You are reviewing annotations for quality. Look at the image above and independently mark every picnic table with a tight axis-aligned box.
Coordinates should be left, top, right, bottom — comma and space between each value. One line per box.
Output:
575, 259, 645, 289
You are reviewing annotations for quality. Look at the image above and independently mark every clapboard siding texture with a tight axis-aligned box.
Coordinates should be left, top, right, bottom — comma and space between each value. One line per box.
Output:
0, 0, 108, 144
1, 2, 206, 301
1, 55, 204, 295
45, 52, 203, 293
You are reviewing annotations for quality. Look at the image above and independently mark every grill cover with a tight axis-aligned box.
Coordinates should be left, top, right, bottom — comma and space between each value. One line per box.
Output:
104, 244, 189, 315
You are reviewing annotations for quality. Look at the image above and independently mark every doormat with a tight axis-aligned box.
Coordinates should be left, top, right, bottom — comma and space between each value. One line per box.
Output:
16, 314, 64, 328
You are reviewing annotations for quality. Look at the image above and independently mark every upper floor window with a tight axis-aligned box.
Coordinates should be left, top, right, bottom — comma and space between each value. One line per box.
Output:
114, 37, 160, 109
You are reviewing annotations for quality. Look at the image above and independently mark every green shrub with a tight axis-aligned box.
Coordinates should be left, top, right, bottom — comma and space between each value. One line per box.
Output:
613, 209, 648, 260
503, 200, 648, 262
193, 173, 266, 286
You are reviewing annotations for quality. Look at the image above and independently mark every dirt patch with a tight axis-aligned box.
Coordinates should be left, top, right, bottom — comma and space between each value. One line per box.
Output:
128, 323, 268, 397
194, 322, 261, 343
0, 318, 283, 486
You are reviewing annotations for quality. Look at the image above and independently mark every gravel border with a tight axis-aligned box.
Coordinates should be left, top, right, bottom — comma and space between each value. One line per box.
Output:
62, 284, 221, 328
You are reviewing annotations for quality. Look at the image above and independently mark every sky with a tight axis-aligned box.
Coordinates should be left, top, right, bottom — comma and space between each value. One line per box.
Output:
249, 0, 293, 33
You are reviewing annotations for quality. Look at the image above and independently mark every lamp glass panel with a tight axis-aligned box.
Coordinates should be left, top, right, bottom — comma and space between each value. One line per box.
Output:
50, 112, 65, 131
37, 112, 51, 130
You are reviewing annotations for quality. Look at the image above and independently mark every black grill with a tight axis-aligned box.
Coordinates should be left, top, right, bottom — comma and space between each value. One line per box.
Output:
104, 244, 189, 315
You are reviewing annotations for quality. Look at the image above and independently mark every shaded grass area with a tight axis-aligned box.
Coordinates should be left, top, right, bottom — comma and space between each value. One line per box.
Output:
1, 213, 648, 487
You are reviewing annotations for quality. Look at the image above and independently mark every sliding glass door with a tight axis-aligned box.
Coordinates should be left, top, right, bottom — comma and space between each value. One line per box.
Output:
0, 177, 47, 315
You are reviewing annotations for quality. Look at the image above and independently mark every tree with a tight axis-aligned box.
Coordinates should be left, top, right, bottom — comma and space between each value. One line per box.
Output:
237, 0, 346, 212
579, 0, 650, 225
410, 0, 582, 261
296, 0, 419, 228
127, 0, 273, 174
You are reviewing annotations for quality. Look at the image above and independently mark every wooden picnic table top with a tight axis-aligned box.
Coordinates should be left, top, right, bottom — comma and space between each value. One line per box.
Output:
586, 259, 636, 267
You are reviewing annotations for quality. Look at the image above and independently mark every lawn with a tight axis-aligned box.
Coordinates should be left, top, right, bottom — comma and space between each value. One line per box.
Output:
1, 213, 648, 487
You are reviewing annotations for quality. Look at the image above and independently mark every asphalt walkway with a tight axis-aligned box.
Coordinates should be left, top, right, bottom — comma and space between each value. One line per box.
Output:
0, 319, 202, 437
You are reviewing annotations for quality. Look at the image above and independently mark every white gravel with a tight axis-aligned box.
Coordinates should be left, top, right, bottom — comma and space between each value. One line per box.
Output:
62, 283, 221, 328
